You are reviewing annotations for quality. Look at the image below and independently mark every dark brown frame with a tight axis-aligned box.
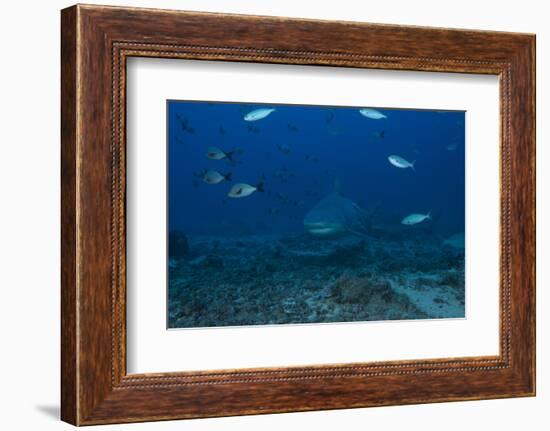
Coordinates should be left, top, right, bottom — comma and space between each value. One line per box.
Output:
61, 4, 536, 426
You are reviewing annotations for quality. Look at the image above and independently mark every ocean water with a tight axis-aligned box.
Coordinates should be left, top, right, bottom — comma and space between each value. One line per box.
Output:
167, 101, 465, 329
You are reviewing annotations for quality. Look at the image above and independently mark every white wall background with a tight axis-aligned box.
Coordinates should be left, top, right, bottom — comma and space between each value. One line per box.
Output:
0, 1, 546, 429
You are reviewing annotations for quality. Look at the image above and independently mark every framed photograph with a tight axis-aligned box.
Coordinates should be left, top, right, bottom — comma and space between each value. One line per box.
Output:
61, 4, 535, 425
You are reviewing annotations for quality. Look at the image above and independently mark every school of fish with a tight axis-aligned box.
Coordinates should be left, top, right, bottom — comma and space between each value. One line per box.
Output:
180, 105, 461, 233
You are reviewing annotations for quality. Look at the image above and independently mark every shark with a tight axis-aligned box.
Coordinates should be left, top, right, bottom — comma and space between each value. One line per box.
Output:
303, 181, 371, 238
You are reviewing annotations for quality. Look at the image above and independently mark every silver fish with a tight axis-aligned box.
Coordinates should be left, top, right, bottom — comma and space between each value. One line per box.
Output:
401, 212, 432, 225
227, 182, 264, 198
244, 108, 276, 122
207, 146, 236, 161
359, 108, 387, 120
203, 170, 232, 184
388, 155, 415, 170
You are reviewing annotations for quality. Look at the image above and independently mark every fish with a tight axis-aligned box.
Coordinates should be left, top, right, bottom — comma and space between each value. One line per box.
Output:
175, 114, 188, 130
372, 131, 385, 140
273, 168, 294, 182
219, 126, 226, 135
401, 212, 432, 226
447, 143, 458, 151
246, 124, 261, 134
443, 232, 465, 249
359, 108, 387, 120
176, 114, 196, 133
388, 155, 415, 170
304, 154, 318, 162
206, 146, 239, 161
303, 180, 369, 237
203, 170, 232, 184
227, 182, 265, 198
276, 192, 289, 202
277, 143, 290, 154
327, 124, 343, 136
244, 108, 276, 122
287, 123, 299, 132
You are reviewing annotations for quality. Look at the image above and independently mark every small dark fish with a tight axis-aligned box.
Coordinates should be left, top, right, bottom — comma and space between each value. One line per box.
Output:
276, 192, 288, 202
304, 154, 319, 162
287, 123, 299, 133
219, 126, 226, 135
327, 124, 343, 136
176, 114, 188, 130
372, 130, 385, 140
277, 143, 290, 154
246, 124, 261, 134
175, 114, 195, 134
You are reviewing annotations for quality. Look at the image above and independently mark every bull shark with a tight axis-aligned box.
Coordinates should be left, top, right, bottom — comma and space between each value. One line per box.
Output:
303, 180, 370, 237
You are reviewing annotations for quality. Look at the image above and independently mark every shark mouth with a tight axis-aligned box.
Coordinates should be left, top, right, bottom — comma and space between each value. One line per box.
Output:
304, 222, 344, 237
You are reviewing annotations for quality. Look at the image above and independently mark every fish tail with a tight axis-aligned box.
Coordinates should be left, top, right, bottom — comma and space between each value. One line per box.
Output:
256, 182, 265, 193
411, 160, 416, 171
427, 210, 432, 220
226, 148, 243, 162
224, 172, 232, 182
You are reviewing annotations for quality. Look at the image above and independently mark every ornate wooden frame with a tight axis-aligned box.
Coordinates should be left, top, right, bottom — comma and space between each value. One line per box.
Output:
61, 4, 536, 425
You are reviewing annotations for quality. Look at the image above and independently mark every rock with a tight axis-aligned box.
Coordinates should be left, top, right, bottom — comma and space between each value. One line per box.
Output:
330, 275, 398, 305
169, 230, 189, 258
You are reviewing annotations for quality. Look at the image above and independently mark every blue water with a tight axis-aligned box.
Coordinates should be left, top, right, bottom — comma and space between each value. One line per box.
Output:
167, 100, 465, 328
168, 101, 464, 236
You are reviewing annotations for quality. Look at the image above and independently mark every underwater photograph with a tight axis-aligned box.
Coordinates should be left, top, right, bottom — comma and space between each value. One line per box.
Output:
167, 100, 466, 329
